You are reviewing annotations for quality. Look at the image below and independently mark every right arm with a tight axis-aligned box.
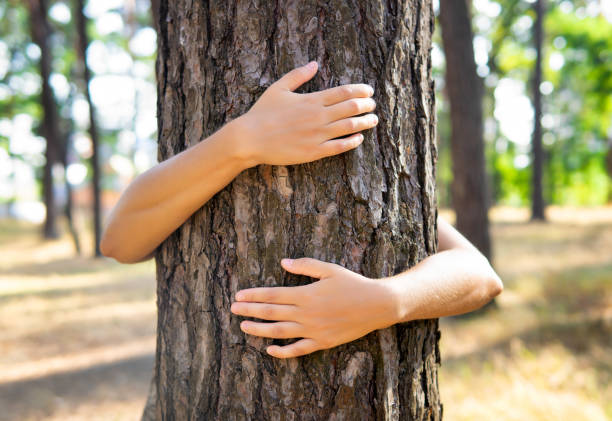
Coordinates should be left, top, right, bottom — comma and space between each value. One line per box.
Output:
100, 121, 248, 263
100, 61, 379, 263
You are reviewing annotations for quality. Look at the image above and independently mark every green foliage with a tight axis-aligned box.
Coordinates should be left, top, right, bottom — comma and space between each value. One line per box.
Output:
435, 0, 612, 207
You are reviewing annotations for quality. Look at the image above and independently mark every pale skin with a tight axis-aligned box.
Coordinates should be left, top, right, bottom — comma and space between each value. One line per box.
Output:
101, 61, 503, 359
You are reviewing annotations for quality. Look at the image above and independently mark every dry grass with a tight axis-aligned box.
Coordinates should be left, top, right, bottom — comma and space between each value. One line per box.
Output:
0, 206, 610, 420
439, 206, 612, 421
0, 220, 156, 421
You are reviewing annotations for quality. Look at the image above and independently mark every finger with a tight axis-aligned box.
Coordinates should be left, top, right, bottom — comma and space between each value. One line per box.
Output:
324, 97, 377, 123
240, 320, 302, 339
323, 114, 378, 140
266, 338, 320, 359
316, 83, 374, 106
317, 133, 364, 159
281, 257, 336, 279
273, 61, 318, 92
235, 286, 299, 304
231, 302, 297, 321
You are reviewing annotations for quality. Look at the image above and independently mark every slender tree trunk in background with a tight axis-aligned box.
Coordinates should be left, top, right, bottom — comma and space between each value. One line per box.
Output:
75, 0, 102, 256
59, 131, 81, 254
56, 93, 81, 254
27, 0, 59, 239
150, 0, 160, 33
531, 0, 545, 220
149, 1, 441, 419
606, 138, 612, 202
63, 174, 81, 254
439, 0, 492, 260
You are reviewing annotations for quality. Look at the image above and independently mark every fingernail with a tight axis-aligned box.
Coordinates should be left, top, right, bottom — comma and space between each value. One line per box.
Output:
368, 85, 374, 95
235, 291, 244, 301
282, 258, 294, 267
372, 115, 379, 124
307, 61, 317, 70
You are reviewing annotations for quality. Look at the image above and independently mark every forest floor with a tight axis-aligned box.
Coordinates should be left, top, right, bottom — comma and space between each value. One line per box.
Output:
0, 206, 610, 421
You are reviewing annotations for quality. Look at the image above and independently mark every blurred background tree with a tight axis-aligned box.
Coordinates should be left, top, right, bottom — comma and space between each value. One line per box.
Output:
0, 0, 158, 256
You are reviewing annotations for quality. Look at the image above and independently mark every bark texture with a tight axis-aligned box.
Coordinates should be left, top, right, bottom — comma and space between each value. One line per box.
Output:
439, 0, 491, 260
152, 1, 440, 419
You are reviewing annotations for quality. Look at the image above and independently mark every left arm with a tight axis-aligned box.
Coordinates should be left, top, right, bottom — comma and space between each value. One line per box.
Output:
231, 216, 503, 358
385, 217, 503, 323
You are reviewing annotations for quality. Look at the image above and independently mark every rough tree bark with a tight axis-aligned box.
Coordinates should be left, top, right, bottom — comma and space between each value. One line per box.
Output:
439, 0, 491, 260
150, 1, 441, 419
75, 0, 103, 256
531, 0, 545, 220
27, 0, 59, 239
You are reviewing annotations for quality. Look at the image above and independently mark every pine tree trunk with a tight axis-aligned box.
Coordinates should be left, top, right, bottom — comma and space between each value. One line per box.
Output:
531, 0, 546, 220
75, 0, 103, 256
439, 0, 492, 260
151, 1, 441, 419
27, 0, 59, 239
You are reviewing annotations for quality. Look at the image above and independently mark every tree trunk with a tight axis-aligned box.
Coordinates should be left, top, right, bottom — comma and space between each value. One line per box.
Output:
607, 137, 612, 202
75, 0, 103, 256
531, 0, 545, 220
27, 0, 59, 239
439, 0, 492, 260
151, 1, 441, 419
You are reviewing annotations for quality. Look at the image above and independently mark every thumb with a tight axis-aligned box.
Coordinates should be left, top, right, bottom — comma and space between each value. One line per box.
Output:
281, 257, 334, 279
274, 61, 318, 92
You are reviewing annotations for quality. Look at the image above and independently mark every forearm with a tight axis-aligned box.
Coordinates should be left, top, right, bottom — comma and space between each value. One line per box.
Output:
381, 248, 503, 323
100, 119, 249, 263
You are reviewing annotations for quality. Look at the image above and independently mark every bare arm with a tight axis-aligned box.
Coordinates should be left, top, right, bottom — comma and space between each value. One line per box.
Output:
382, 216, 503, 322
101, 61, 379, 263
229, 216, 503, 358
99, 124, 247, 263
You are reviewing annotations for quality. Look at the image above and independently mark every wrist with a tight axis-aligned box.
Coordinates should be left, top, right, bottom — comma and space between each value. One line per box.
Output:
225, 115, 260, 169
369, 276, 405, 328
376, 276, 414, 324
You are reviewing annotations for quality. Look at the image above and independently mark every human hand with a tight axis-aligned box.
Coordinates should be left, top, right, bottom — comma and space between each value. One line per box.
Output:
230, 257, 399, 358
234, 61, 378, 168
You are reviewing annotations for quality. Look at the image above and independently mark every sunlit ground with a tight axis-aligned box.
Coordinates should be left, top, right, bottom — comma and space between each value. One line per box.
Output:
0, 206, 610, 420
0, 219, 156, 421
439, 206, 612, 421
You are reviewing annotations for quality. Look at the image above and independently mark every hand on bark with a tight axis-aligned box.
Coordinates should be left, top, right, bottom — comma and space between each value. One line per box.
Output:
233, 61, 378, 168
230, 257, 398, 359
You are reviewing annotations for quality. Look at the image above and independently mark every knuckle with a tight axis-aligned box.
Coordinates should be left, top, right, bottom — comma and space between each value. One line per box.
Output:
262, 305, 275, 318
263, 289, 276, 302
333, 141, 347, 154
270, 324, 284, 337
340, 85, 352, 98
345, 118, 357, 131
348, 99, 361, 113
